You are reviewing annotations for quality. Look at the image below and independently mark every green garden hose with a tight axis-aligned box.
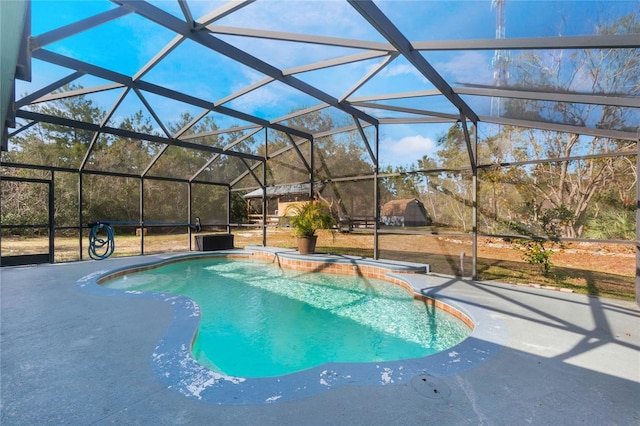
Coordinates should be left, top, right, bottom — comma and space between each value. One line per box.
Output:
88, 222, 115, 260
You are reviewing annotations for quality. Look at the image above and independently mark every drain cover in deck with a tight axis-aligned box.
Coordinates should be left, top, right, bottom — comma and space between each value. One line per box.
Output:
411, 375, 451, 399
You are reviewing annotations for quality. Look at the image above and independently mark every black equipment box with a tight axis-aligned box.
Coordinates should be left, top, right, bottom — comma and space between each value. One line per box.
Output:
194, 234, 234, 251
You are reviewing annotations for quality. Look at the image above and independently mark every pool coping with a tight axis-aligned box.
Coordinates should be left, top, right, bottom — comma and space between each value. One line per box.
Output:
76, 248, 507, 405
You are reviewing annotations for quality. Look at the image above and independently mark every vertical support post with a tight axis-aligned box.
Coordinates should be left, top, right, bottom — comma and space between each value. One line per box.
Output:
461, 114, 478, 280
636, 139, 640, 306
227, 185, 232, 234
262, 131, 268, 247
188, 181, 192, 251
262, 163, 267, 247
309, 136, 314, 198
374, 125, 379, 260
78, 172, 83, 260
49, 171, 55, 263
472, 126, 478, 280
140, 177, 144, 255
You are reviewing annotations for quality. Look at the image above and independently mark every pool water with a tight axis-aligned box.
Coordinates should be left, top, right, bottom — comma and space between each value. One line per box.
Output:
104, 258, 471, 378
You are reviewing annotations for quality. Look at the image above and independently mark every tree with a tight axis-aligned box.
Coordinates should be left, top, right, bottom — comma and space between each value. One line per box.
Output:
416, 12, 638, 238
3, 85, 108, 233
379, 164, 422, 203
414, 124, 520, 232
502, 12, 639, 237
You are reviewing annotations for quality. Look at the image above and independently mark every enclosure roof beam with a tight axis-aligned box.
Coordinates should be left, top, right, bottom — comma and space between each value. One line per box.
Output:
205, 25, 393, 51
348, 0, 479, 124
177, 0, 194, 27
141, 145, 169, 178
189, 127, 262, 182
174, 109, 211, 139
378, 117, 460, 125
229, 162, 258, 187
286, 133, 312, 174
0, 160, 228, 186
349, 90, 447, 103
313, 122, 374, 139
459, 114, 476, 171
16, 71, 86, 108
192, 0, 256, 31
406, 147, 637, 173
215, 77, 274, 107
230, 133, 315, 186
143, 109, 253, 178
271, 104, 329, 125
133, 88, 172, 138
266, 138, 309, 160
26, 82, 125, 105
8, 120, 38, 138
135, 77, 312, 139
484, 148, 637, 169
114, 0, 379, 126
262, 121, 378, 164
16, 109, 265, 162
239, 157, 264, 188
413, 34, 640, 51
181, 124, 262, 141
351, 101, 460, 121
353, 117, 376, 164
456, 85, 640, 108
135, 2, 254, 81
79, 86, 131, 171
31, 6, 133, 50
30, 49, 313, 140
129, 3, 255, 163
283, 50, 389, 76
340, 53, 398, 102
479, 115, 639, 142
133, 35, 185, 81
131, 33, 197, 177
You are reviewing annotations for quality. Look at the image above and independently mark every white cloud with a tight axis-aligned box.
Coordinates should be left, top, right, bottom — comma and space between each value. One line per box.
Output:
380, 134, 435, 167
226, 71, 302, 117
217, 1, 368, 36
380, 63, 425, 81
434, 51, 493, 85
204, 1, 383, 70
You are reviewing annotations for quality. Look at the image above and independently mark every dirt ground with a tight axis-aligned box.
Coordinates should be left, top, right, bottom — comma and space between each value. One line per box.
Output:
231, 229, 634, 277
2, 228, 635, 299
235, 229, 635, 299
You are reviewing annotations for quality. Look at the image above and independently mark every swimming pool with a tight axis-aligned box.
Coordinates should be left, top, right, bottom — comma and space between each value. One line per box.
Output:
80, 248, 503, 404
102, 257, 471, 378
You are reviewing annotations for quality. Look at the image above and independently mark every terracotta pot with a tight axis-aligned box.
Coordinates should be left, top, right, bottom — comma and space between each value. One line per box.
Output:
297, 235, 317, 254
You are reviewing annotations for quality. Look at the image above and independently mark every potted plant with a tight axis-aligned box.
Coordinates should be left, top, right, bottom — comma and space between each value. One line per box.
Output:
286, 200, 336, 254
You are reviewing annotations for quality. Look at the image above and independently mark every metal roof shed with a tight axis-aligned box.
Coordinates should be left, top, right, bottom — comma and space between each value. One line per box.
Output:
381, 198, 430, 227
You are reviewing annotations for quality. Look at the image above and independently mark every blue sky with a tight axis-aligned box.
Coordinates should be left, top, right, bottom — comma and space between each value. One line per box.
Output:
16, 0, 639, 168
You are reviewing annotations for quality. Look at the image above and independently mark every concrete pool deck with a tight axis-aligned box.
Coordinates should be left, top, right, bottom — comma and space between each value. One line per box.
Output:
1, 250, 639, 425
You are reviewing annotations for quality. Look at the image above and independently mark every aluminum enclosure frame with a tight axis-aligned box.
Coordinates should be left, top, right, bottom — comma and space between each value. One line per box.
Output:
1, 0, 638, 303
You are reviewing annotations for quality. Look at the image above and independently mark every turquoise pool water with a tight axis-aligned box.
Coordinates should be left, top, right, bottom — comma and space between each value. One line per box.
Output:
103, 258, 471, 378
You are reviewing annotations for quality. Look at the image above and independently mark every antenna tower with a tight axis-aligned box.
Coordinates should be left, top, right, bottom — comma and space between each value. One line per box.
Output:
491, 0, 509, 117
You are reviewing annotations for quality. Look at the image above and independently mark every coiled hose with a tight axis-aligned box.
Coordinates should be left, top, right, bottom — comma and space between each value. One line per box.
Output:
88, 222, 115, 260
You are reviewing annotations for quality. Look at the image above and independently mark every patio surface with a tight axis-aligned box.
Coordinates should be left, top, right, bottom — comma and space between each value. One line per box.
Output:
1, 251, 638, 425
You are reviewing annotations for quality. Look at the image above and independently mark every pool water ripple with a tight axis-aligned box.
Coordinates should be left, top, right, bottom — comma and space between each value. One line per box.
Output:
103, 258, 470, 378
79, 251, 507, 405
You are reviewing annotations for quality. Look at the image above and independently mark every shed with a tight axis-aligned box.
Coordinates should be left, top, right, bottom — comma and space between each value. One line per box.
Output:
381, 198, 430, 227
